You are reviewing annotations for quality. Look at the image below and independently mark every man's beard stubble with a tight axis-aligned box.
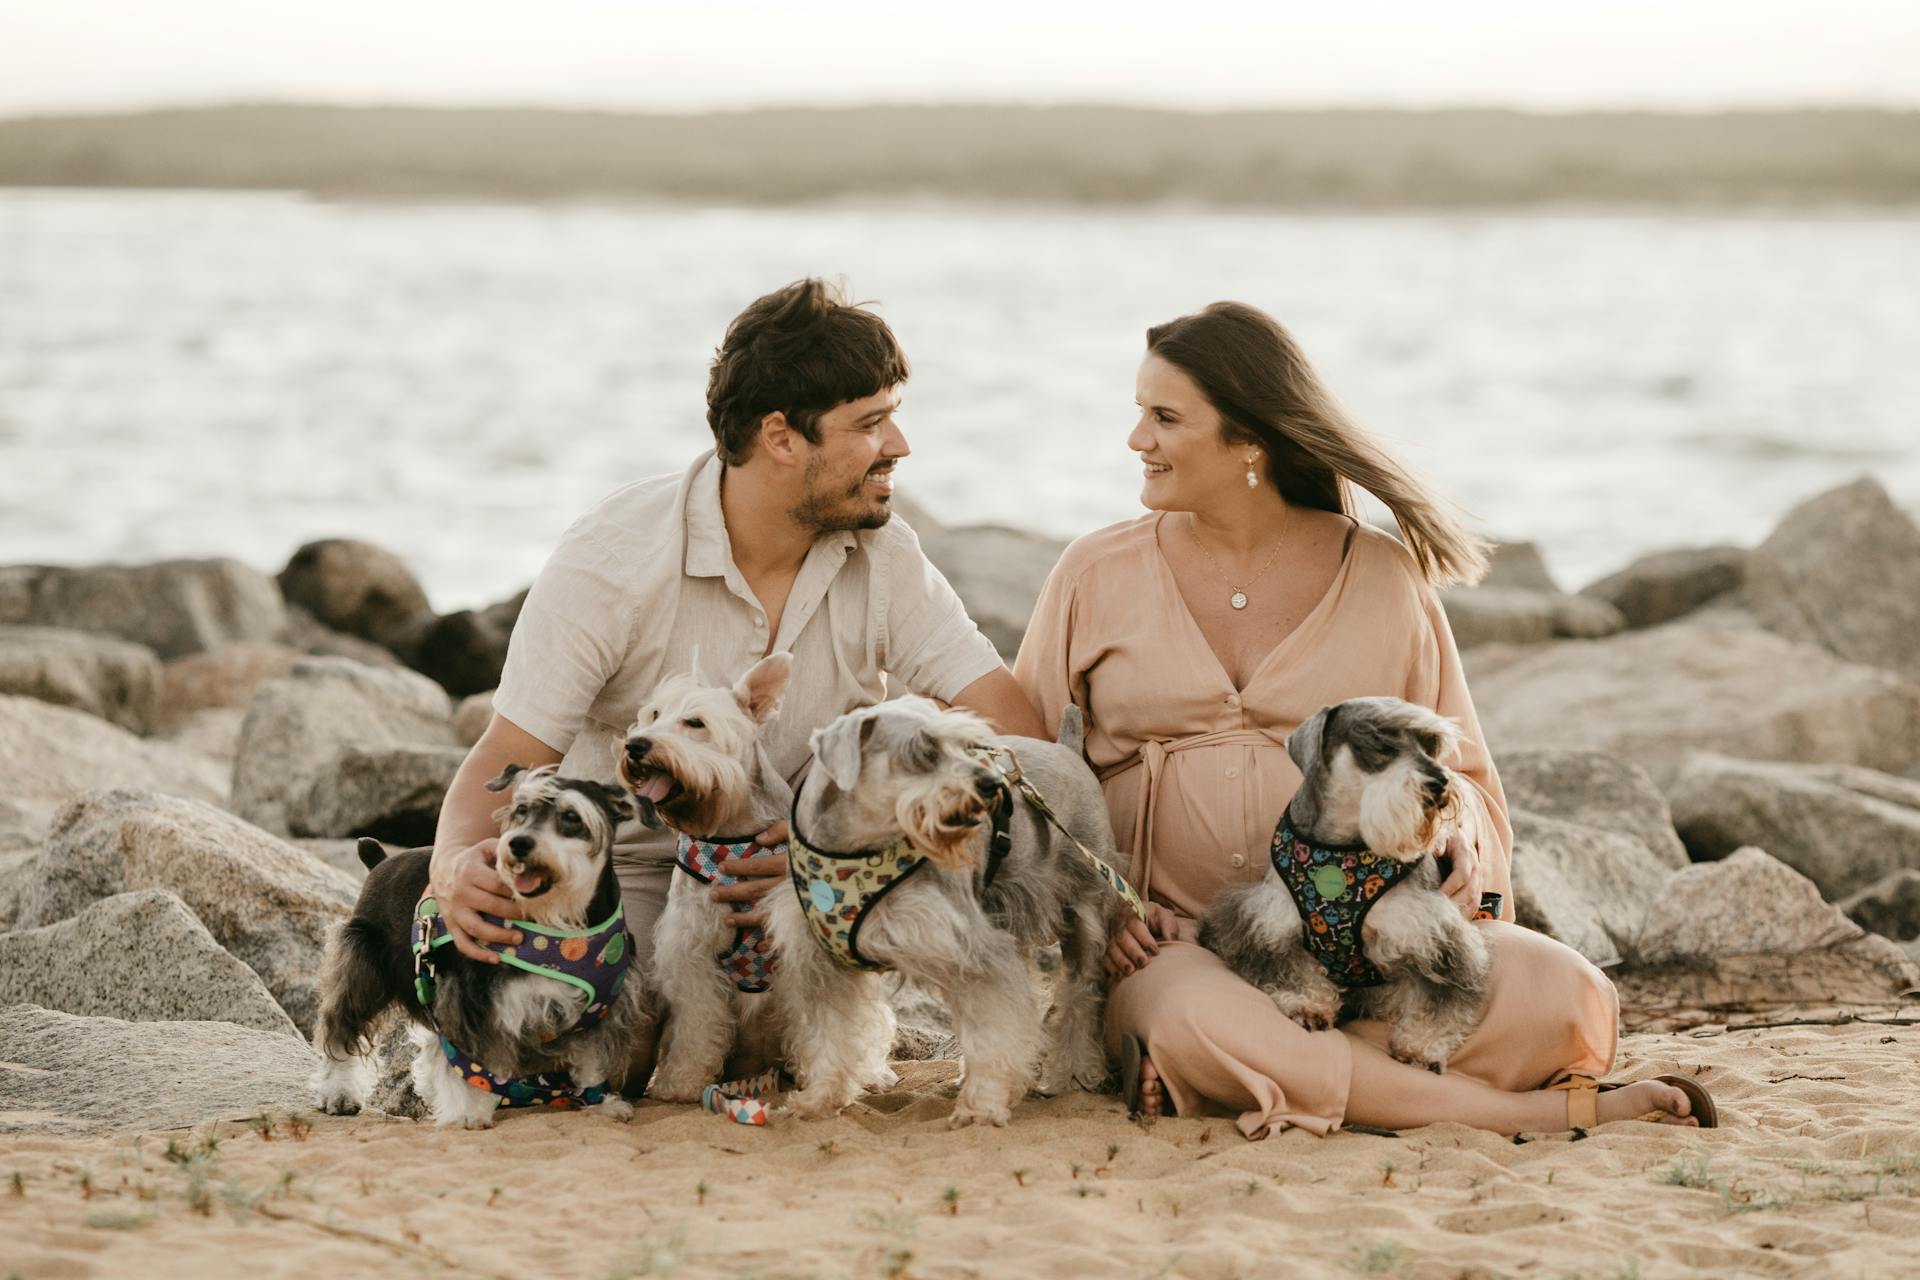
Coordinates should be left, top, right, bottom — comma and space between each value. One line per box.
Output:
789, 454, 893, 534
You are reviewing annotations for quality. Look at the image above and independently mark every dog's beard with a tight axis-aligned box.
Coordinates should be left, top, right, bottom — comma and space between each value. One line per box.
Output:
619, 740, 754, 837
1357, 757, 1463, 860
896, 778, 989, 869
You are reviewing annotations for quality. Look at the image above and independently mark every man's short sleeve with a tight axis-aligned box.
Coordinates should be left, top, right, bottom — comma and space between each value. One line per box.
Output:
491, 530, 635, 754
878, 520, 1003, 702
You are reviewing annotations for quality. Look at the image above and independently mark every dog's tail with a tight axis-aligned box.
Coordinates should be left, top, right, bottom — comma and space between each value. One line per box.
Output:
355, 838, 388, 871
1058, 704, 1087, 756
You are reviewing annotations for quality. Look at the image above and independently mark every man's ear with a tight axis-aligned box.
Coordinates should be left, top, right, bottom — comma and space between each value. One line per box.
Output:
810, 710, 873, 792
734, 651, 794, 726
757, 410, 800, 466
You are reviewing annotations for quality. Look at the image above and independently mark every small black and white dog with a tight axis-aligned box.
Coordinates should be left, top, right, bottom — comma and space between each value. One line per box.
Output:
1199, 697, 1491, 1073
309, 764, 648, 1127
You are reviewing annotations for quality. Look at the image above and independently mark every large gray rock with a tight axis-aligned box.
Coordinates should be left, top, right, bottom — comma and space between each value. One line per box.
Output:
1507, 811, 1679, 968
230, 656, 459, 836
401, 588, 527, 698
0, 693, 225, 854
1745, 477, 1920, 681
0, 558, 287, 659
895, 494, 1065, 661
1440, 586, 1626, 650
0, 1005, 318, 1134
278, 603, 406, 667
1638, 847, 1861, 963
1495, 747, 1689, 869
16, 789, 359, 1032
1468, 624, 1920, 786
455, 689, 495, 746
157, 640, 300, 726
1840, 869, 1920, 944
1579, 546, 1747, 630
1665, 753, 1920, 900
287, 744, 467, 845
0, 890, 297, 1034
1479, 541, 1560, 594
277, 538, 434, 652
0, 625, 162, 733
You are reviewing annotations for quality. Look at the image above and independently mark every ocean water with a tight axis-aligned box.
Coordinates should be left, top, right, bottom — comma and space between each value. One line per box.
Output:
2, 190, 1916, 610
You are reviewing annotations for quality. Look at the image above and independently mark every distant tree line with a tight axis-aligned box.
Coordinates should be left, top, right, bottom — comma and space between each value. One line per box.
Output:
0, 104, 1915, 206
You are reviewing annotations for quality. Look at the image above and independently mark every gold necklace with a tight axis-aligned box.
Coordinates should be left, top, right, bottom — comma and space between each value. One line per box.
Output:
1187, 514, 1287, 611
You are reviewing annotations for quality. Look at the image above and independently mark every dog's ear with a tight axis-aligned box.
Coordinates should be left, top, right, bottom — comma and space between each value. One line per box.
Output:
1285, 706, 1330, 775
584, 782, 636, 825
633, 796, 664, 829
1412, 714, 1465, 766
811, 709, 874, 791
484, 763, 525, 793
734, 651, 794, 726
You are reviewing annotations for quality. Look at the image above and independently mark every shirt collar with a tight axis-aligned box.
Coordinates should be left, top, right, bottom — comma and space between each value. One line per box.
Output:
682, 451, 860, 583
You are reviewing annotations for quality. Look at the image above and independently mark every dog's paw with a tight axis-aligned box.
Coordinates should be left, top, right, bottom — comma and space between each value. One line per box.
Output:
864, 1064, 901, 1092
308, 1060, 369, 1116
787, 1083, 853, 1121
311, 1092, 360, 1116
592, 1096, 636, 1123
1388, 1040, 1448, 1075
947, 1101, 1011, 1129
1268, 990, 1340, 1031
646, 1074, 709, 1104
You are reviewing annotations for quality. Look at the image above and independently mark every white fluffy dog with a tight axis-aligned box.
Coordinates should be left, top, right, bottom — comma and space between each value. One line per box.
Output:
771, 697, 1123, 1128
615, 652, 792, 1101
1199, 696, 1492, 1072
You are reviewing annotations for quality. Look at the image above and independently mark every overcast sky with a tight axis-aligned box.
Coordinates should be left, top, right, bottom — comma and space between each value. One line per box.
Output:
2, 0, 1916, 118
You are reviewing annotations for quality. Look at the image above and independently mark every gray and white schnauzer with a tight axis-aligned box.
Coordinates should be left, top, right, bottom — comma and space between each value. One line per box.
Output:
309, 764, 647, 1128
771, 697, 1123, 1128
1199, 696, 1491, 1073
616, 651, 792, 1101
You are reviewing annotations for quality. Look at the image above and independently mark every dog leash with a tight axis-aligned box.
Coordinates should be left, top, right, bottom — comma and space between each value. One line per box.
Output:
699, 1065, 784, 1126
973, 744, 1148, 922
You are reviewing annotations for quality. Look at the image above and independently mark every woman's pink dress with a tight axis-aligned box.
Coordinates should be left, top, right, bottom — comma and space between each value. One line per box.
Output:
1014, 512, 1618, 1137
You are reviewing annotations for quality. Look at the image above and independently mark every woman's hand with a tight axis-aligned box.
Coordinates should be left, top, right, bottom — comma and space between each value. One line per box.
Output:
1438, 828, 1484, 920
429, 838, 522, 962
711, 820, 791, 928
1105, 902, 1180, 979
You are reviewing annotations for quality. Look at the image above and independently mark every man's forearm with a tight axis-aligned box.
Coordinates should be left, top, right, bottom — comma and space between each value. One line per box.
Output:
432, 714, 566, 859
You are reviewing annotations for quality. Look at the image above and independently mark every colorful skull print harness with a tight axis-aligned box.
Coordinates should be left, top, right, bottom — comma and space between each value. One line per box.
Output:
1268, 815, 1423, 990
411, 890, 632, 1107
674, 833, 780, 992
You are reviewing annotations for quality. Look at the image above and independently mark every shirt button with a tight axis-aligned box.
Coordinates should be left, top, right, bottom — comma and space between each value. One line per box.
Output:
1230, 854, 1246, 868
753, 616, 766, 629
1225, 767, 1240, 779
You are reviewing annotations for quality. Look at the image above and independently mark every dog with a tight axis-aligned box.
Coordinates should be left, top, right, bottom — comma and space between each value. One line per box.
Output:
308, 764, 646, 1127
771, 696, 1125, 1128
1198, 696, 1491, 1073
615, 650, 793, 1101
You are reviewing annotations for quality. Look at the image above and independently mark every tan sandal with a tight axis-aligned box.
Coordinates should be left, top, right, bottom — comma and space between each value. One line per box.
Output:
1551, 1074, 1718, 1130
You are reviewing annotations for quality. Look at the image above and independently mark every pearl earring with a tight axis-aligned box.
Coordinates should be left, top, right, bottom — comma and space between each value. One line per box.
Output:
1245, 453, 1259, 488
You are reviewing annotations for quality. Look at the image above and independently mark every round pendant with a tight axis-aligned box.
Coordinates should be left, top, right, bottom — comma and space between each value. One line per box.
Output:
1230, 591, 1248, 610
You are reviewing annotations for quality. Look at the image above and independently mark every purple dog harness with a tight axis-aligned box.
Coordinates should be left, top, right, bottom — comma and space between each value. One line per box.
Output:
412, 890, 632, 1108
674, 833, 780, 993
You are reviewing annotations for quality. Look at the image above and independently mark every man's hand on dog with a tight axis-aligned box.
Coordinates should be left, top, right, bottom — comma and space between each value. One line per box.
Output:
431, 838, 524, 962
1438, 829, 1484, 920
1105, 902, 1179, 979
710, 820, 791, 927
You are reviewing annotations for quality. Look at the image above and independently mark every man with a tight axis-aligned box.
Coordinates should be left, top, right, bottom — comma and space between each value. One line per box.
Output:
427, 278, 1044, 1084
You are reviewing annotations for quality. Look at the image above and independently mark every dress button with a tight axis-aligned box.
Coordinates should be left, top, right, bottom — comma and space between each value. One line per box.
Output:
1225, 767, 1240, 779
1226, 694, 1240, 708
1230, 854, 1246, 868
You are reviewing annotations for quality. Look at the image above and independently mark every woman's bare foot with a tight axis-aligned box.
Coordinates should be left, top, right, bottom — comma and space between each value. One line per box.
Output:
1595, 1079, 1696, 1127
1138, 1055, 1166, 1117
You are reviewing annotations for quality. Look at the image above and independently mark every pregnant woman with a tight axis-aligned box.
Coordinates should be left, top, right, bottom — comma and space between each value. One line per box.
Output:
1013, 302, 1709, 1136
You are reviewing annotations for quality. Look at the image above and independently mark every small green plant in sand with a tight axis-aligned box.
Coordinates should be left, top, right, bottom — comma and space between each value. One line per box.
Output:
1011, 1168, 1029, 1186
602, 1227, 691, 1279
83, 1210, 154, 1231
941, 1187, 960, 1216
1342, 1240, 1408, 1276
863, 1209, 917, 1280
7, 1171, 24, 1197
1658, 1154, 1713, 1189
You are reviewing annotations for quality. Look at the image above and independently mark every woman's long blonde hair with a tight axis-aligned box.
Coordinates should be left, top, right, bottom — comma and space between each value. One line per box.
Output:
1147, 302, 1490, 588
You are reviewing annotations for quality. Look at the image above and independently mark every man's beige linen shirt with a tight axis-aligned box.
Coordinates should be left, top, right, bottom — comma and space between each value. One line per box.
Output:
491, 451, 1003, 868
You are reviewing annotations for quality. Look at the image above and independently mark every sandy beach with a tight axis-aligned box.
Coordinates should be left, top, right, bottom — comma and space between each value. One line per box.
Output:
5, 1021, 1918, 1279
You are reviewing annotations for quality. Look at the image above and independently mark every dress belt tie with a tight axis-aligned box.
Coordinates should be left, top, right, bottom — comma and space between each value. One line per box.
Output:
1097, 727, 1286, 902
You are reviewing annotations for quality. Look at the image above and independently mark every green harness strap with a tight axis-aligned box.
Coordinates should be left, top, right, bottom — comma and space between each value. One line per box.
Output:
411, 895, 624, 1004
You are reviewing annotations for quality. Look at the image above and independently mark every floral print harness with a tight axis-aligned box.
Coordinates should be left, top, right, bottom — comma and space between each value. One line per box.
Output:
411, 890, 632, 1107
1268, 817, 1422, 990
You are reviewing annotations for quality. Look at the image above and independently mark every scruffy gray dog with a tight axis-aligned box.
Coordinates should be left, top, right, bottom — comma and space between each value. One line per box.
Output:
1199, 696, 1491, 1073
770, 697, 1122, 1128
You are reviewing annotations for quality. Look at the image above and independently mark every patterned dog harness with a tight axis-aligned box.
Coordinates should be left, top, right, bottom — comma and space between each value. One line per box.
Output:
675, 833, 780, 992
787, 745, 1146, 972
411, 890, 632, 1107
1269, 816, 1422, 990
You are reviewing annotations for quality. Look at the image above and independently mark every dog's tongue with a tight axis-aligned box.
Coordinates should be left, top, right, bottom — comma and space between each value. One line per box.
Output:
634, 772, 674, 802
513, 871, 546, 896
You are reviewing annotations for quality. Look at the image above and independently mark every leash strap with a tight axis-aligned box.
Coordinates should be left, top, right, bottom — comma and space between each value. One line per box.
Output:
700, 1065, 784, 1127
974, 745, 1148, 922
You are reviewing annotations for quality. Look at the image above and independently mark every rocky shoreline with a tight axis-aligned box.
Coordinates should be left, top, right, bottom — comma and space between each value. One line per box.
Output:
3, 476, 1919, 1136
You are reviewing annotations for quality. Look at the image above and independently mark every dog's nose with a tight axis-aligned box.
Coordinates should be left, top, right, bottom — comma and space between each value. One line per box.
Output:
624, 738, 652, 765
971, 768, 999, 796
508, 834, 535, 858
